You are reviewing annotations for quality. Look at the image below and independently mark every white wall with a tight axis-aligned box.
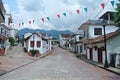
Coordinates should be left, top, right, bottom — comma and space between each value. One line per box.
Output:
26, 34, 50, 54
87, 49, 90, 59
88, 25, 117, 39
92, 49, 98, 62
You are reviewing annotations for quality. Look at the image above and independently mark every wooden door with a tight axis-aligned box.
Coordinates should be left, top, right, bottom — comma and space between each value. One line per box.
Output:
98, 48, 102, 63
89, 48, 93, 60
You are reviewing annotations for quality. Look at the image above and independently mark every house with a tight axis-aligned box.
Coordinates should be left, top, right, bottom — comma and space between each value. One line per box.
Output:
84, 30, 120, 68
77, 11, 118, 57
107, 30, 120, 68
68, 30, 84, 53
59, 34, 71, 49
0, 0, 7, 55
24, 33, 52, 54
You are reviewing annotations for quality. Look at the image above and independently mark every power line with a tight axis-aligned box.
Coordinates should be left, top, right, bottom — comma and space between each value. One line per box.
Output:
93, 0, 110, 20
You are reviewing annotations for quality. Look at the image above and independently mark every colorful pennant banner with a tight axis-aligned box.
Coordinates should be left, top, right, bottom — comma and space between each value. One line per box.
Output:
47, 17, 50, 21
76, 9, 80, 14
41, 18, 44, 23
29, 21, 31, 24
17, 1, 116, 27
57, 14, 60, 18
63, 13, 67, 17
110, 0, 115, 7
33, 20, 35, 23
101, 3, 105, 9
84, 8, 88, 13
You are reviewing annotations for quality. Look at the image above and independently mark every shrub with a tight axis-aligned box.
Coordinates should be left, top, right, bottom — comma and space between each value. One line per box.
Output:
29, 49, 39, 56
9, 37, 15, 46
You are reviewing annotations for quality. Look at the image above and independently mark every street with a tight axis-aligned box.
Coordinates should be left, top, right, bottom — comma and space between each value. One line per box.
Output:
0, 46, 120, 80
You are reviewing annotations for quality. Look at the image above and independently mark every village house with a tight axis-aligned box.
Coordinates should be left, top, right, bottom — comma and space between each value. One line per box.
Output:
77, 11, 118, 58
59, 34, 71, 49
68, 30, 84, 53
84, 30, 120, 68
0, 0, 9, 55
106, 30, 120, 68
23, 32, 52, 55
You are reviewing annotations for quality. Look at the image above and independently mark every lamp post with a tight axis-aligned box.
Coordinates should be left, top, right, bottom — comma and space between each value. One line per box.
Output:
103, 20, 109, 68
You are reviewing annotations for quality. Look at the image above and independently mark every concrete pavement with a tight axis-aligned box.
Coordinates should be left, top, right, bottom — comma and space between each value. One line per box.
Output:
0, 44, 52, 76
0, 46, 120, 80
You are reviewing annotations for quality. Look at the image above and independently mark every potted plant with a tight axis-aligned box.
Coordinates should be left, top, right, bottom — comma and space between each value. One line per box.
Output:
29, 49, 39, 57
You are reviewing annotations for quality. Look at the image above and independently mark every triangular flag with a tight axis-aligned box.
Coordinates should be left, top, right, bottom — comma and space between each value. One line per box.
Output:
22, 22, 24, 26
41, 18, 44, 22
84, 8, 88, 13
110, 1, 115, 7
76, 9, 80, 14
63, 13, 67, 16
101, 3, 105, 9
29, 21, 31, 24
19, 23, 21, 27
57, 14, 60, 18
47, 17, 50, 21
33, 20, 35, 23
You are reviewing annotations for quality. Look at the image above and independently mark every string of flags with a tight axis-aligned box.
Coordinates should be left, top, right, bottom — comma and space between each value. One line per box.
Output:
18, 0, 115, 27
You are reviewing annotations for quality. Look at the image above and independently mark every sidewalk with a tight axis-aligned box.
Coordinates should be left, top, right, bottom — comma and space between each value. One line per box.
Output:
0, 44, 53, 76
74, 53, 120, 76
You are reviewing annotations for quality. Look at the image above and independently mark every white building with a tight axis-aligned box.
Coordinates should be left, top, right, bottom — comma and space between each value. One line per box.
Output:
84, 30, 120, 68
107, 30, 120, 68
59, 34, 71, 49
24, 33, 52, 54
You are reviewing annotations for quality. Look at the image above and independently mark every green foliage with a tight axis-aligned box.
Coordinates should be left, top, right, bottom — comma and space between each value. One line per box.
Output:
9, 37, 15, 46
113, 0, 120, 27
30, 49, 39, 56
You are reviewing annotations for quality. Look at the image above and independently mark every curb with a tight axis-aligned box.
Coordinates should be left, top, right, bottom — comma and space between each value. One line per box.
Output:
75, 54, 120, 76
0, 50, 53, 76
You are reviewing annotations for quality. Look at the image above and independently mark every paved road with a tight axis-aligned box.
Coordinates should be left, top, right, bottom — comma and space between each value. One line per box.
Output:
0, 46, 120, 80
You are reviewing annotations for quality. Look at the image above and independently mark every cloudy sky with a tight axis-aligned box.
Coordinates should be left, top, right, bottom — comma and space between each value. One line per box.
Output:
2, 0, 116, 32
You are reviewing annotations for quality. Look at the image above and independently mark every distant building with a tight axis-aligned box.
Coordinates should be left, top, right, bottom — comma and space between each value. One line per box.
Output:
59, 34, 71, 49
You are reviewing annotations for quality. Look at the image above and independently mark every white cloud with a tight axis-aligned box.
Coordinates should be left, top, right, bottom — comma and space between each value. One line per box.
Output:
3, 0, 117, 32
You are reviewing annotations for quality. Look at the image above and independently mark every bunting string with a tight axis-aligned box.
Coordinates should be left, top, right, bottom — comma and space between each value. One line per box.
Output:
17, 0, 115, 27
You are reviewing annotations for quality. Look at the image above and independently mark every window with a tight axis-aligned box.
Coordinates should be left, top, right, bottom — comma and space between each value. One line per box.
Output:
94, 28, 102, 35
30, 41, 34, 47
37, 41, 41, 47
79, 37, 82, 40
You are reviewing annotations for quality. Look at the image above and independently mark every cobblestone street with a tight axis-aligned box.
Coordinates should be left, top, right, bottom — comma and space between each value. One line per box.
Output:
0, 46, 120, 80
0, 44, 39, 73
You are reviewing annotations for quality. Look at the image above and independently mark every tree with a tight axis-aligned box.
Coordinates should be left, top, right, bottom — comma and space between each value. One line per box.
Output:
113, 0, 120, 27
9, 37, 15, 46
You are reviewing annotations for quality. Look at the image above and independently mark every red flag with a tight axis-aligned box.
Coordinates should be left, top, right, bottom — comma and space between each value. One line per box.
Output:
76, 9, 80, 14
29, 21, 31, 24
41, 18, 44, 22
101, 3, 105, 9
57, 14, 60, 18
19, 23, 21, 27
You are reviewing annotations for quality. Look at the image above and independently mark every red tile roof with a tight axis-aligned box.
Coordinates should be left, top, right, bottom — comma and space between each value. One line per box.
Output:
83, 30, 120, 44
61, 34, 71, 38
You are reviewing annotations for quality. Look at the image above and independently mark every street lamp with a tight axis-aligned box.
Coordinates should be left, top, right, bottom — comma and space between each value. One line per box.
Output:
103, 20, 109, 68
